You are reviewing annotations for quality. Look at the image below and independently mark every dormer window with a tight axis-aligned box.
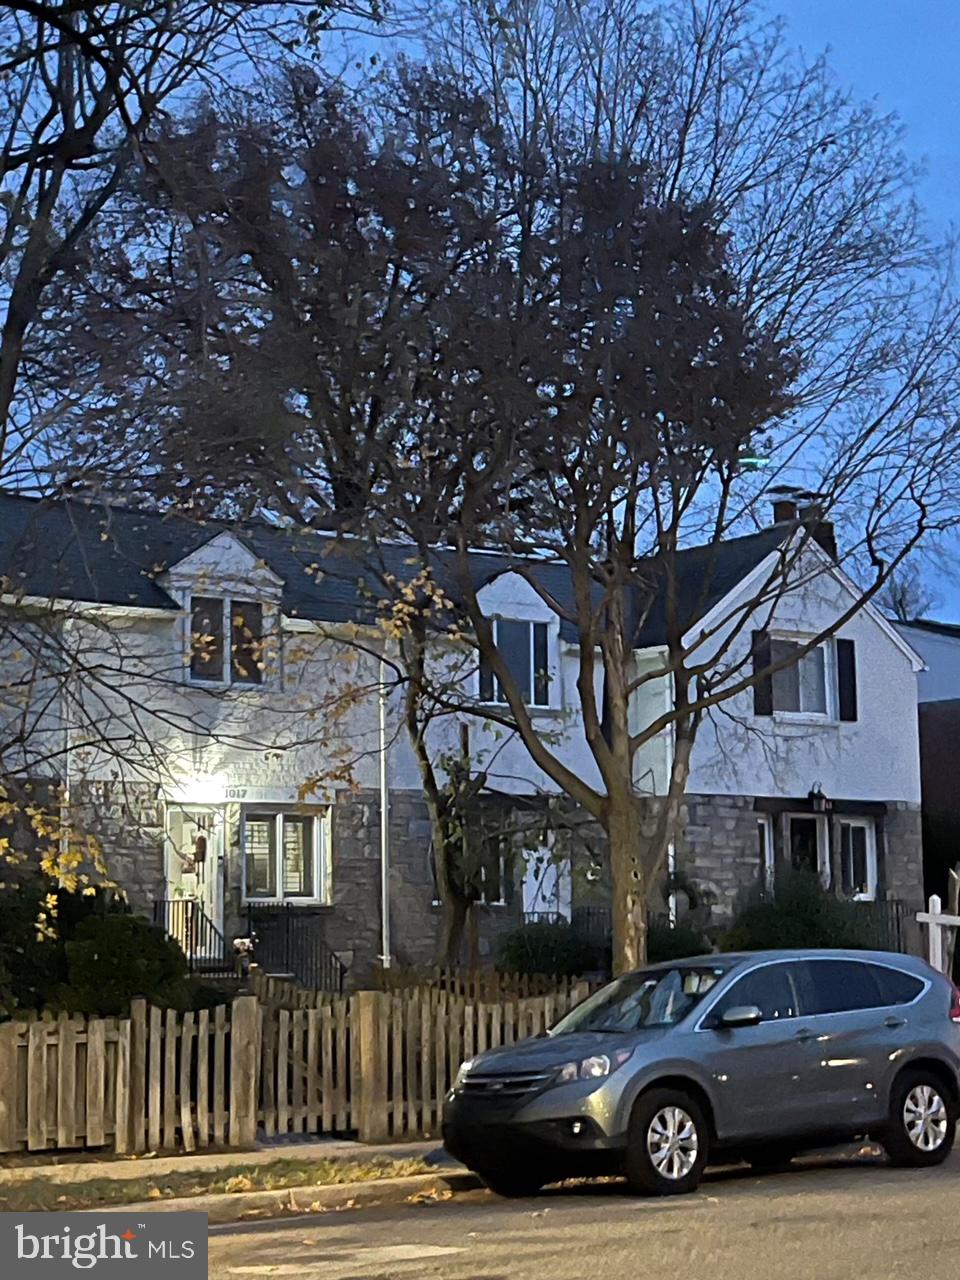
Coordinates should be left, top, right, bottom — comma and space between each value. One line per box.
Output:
190, 596, 264, 685
479, 619, 551, 707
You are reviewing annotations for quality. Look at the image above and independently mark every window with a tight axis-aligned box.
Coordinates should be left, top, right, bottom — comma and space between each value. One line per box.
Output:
794, 959, 882, 1015
189, 597, 265, 685
479, 834, 512, 906
786, 814, 829, 883
868, 964, 924, 1007
479, 619, 550, 707
243, 810, 328, 902
190, 597, 224, 681
231, 602, 264, 685
757, 814, 775, 890
552, 966, 727, 1034
707, 964, 800, 1025
770, 638, 827, 714
839, 817, 877, 901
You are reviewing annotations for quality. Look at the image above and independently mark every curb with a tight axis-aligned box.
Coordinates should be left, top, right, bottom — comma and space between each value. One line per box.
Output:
79, 1171, 482, 1225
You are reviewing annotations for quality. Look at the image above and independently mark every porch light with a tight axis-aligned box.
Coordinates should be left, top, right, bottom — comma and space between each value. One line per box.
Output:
808, 783, 831, 813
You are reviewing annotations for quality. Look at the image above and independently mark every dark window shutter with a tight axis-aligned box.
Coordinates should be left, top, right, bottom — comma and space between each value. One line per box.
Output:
837, 638, 858, 721
752, 630, 773, 716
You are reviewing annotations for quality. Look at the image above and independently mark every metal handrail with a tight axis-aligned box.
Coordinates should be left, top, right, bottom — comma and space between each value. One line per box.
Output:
245, 903, 347, 992
153, 898, 234, 977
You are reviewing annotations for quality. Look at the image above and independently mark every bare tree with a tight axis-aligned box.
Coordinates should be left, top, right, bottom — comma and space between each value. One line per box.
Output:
0, 0, 382, 489
41, 8, 960, 970
876, 562, 938, 623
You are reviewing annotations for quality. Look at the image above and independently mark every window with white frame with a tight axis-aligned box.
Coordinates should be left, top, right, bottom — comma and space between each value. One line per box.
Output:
757, 814, 775, 890
479, 619, 550, 707
190, 596, 265, 685
242, 809, 330, 902
770, 638, 828, 715
838, 817, 878, 901
479, 833, 513, 905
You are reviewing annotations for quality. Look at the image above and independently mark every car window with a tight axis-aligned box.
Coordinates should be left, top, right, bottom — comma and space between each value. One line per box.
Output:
708, 964, 799, 1023
795, 959, 883, 1015
551, 966, 727, 1034
867, 964, 924, 1006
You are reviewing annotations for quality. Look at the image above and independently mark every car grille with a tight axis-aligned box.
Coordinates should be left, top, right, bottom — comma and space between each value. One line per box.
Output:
460, 1069, 553, 1098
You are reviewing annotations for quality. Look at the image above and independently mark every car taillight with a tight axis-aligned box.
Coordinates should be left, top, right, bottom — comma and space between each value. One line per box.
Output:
950, 984, 960, 1023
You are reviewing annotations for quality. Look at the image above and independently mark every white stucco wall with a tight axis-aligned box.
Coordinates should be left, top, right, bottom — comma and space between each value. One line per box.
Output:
686, 550, 923, 804
3, 538, 922, 815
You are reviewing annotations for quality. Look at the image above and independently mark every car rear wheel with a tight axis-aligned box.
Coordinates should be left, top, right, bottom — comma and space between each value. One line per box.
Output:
881, 1069, 956, 1167
624, 1087, 709, 1196
478, 1170, 545, 1198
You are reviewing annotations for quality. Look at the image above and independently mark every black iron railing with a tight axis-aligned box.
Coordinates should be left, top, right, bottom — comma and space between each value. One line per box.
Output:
521, 911, 567, 927
153, 898, 234, 977
246, 903, 347, 992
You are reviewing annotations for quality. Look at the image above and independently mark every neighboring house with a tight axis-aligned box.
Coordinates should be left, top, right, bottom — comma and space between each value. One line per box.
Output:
894, 619, 960, 901
0, 491, 926, 981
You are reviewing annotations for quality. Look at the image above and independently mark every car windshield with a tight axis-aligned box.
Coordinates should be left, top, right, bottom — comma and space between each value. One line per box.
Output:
550, 966, 728, 1034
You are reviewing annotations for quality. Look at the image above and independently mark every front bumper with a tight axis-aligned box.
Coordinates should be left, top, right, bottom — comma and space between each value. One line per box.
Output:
443, 1095, 625, 1177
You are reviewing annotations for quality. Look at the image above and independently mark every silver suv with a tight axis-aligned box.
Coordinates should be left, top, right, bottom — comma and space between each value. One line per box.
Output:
442, 949, 960, 1197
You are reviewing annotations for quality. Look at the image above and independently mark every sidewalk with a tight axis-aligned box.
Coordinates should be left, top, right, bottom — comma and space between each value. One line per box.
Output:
0, 1138, 446, 1187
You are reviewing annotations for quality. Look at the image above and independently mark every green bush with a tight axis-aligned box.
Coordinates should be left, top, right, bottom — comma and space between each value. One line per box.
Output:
647, 919, 708, 963
719, 871, 887, 952
55, 915, 191, 1015
0, 880, 127, 1016
496, 922, 605, 977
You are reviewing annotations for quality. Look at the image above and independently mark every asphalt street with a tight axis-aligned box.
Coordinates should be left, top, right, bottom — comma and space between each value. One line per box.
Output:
208, 1148, 960, 1280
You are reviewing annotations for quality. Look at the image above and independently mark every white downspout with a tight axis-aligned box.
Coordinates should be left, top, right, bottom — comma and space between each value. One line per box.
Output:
378, 652, 391, 968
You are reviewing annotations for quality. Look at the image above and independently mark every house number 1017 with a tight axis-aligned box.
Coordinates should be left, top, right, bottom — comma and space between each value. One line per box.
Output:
225, 786, 248, 799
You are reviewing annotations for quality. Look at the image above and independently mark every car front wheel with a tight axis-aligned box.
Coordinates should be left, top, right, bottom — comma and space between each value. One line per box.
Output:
624, 1087, 709, 1196
881, 1070, 956, 1167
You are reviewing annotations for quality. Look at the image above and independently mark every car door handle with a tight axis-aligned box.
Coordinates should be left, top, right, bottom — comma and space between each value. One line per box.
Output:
884, 1016, 906, 1029
794, 1029, 816, 1043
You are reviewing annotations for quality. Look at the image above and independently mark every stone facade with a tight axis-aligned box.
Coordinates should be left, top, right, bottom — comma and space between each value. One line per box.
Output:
57, 780, 925, 974
71, 780, 166, 914
674, 793, 763, 928
674, 792, 925, 945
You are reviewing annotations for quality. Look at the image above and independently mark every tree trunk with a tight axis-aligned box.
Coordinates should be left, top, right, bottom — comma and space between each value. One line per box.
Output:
607, 793, 647, 973
440, 895, 470, 967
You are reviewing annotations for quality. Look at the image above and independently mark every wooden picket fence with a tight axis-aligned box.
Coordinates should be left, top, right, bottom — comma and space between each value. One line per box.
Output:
249, 969, 338, 1010
369, 965, 590, 1003
0, 980, 590, 1155
0, 998, 258, 1155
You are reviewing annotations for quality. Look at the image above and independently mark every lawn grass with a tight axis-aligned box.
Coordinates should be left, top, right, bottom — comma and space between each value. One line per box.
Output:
0, 1155, 433, 1213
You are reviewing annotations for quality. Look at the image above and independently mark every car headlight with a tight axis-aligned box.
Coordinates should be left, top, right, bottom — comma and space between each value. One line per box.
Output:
556, 1050, 631, 1084
454, 1058, 475, 1089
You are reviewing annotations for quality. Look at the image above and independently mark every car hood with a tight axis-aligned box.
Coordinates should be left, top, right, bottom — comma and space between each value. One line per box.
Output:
467, 1028, 671, 1074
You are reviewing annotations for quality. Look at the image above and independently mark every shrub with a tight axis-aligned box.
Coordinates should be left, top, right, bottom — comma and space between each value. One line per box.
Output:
56, 915, 191, 1015
647, 919, 708, 963
496, 922, 605, 977
0, 879, 127, 1015
719, 871, 885, 952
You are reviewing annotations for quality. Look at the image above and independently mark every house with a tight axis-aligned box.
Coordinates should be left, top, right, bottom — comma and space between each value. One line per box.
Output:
893, 619, 960, 902
0, 490, 925, 981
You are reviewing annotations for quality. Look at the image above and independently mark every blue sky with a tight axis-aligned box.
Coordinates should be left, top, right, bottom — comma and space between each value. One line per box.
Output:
772, 1, 960, 619
773, 0, 960, 240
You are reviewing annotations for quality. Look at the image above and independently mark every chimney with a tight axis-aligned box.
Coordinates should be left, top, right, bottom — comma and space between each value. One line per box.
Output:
772, 498, 798, 524
799, 502, 838, 560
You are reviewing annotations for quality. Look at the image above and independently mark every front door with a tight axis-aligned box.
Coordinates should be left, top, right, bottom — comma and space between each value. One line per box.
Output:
165, 805, 224, 956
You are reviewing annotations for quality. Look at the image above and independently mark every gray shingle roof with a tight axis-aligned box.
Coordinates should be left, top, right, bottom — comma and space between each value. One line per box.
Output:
0, 491, 787, 646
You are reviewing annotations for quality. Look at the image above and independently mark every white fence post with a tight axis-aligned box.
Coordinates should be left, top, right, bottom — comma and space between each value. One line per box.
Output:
914, 894, 960, 975
928, 894, 944, 973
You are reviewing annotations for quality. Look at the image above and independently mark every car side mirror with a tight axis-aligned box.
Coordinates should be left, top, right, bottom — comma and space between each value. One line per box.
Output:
716, 1004, 763, 1030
